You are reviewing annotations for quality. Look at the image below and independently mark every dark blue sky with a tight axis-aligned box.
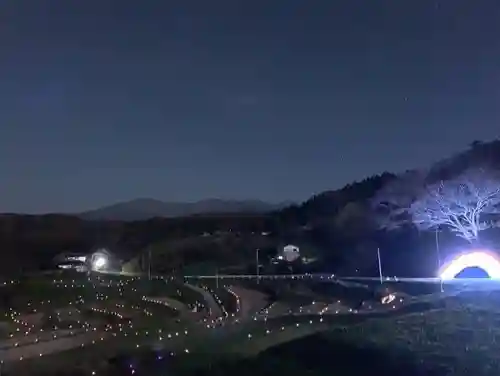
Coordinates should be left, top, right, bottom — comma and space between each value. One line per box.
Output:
1, 0, 499, 213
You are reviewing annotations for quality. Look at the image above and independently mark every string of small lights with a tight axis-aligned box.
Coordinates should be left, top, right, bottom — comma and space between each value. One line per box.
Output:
0, 271, 412, 375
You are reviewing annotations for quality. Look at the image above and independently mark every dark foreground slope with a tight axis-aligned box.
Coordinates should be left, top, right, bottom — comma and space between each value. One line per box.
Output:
194, 290, 500, 376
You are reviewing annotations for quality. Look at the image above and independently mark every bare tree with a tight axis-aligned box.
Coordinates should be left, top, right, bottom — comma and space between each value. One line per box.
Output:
408, 169, 500, 242
373, 168, 500, 242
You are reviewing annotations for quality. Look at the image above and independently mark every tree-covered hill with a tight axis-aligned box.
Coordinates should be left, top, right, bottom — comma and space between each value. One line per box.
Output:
2, 139, 500, 276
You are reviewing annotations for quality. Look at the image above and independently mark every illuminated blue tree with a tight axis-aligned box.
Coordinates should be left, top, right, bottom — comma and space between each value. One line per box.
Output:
408, 169, 500, 242
373, 168, 500, 242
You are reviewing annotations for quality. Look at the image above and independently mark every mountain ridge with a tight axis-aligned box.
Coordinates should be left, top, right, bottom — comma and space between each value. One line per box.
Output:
78, 198, 292, 221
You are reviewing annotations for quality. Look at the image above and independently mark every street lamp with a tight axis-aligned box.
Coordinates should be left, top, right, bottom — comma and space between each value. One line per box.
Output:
93, 256, 107, 270
90, 250, 109, 271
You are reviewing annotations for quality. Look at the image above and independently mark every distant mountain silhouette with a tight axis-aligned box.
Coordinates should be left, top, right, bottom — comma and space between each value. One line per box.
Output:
78, 198, 291, 221
2, 139, 500, 276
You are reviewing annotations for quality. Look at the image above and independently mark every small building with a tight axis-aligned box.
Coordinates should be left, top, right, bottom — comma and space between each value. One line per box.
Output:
53, 248, 119, 272
282, 244, 300, 262
53, 252, 89, 272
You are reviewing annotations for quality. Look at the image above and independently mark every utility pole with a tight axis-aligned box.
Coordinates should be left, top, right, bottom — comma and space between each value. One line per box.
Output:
215, 267, 219, 289
148, 248, 152, 281
435, 227, 441, 268
377, 247, 383, 284
256, 248, 260, 284
435, 227, 444, 292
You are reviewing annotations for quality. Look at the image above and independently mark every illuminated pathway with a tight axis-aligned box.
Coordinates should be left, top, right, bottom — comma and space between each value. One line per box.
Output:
143, 296, 187, 312
0, 332, 108, 362
227, 285, 267, 318
184, 283, 223, 319
184, 273, 500, 285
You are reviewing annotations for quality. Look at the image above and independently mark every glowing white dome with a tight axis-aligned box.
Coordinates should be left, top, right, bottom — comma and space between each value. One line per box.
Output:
438, 250, 500, 280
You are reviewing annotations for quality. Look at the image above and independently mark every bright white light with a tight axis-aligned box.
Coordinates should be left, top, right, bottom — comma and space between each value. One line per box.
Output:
92, 256, 107, 270
67, 256, 86, 262
439, 250, 500, 280
381, 294, 396, 304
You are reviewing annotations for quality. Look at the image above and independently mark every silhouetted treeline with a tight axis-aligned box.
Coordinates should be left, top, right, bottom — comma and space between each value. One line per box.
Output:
2, 139, 500, 277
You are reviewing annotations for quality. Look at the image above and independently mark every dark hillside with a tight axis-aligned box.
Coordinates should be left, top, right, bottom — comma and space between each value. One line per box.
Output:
2, 139, 500, 276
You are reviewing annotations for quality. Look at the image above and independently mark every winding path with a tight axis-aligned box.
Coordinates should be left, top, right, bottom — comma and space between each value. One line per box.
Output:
184, 283, 222, 319
228, 285, 268, 318
145, 296, 188, 312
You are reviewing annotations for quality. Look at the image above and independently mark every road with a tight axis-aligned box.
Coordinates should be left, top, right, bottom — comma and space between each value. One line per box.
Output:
184, 273, 500, 286
100, 269, 500, 288
99, 269, 424, 282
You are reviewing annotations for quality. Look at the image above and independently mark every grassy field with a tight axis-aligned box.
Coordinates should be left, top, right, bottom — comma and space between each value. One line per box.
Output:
5, 271, 500, 376
0, 272, 207, 374
181, 290, 500, 376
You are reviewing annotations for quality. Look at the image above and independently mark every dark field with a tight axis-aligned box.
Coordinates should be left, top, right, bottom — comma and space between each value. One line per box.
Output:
3, 270, 500, 376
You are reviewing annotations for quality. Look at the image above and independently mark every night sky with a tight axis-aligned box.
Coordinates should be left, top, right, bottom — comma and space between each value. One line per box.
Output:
1, 0, 499, 213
